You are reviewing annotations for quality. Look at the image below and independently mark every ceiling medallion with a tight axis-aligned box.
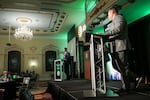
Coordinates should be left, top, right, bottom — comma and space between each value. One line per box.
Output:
16, 17, 32, 24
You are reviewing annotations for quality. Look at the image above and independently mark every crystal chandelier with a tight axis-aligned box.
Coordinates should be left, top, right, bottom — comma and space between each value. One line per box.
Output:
14, 17, 33, 41
14, 25, 33, 41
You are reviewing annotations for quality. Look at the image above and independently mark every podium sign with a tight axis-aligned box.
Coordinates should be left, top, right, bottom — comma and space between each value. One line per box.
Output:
54, 59, 62, 81
90, 34, 106, 95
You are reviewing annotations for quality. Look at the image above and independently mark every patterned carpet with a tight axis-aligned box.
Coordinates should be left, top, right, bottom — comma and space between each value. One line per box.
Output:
31, 87, 47, 100
34, 93, 45, 100
15, 80, 49, 100
30, 80, 49, 100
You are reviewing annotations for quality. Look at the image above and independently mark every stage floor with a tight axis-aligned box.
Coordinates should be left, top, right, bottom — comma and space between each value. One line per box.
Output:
53, 79, 150, 100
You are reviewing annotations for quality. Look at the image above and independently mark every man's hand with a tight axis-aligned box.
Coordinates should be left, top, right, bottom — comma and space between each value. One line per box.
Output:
95, 33, 109, 42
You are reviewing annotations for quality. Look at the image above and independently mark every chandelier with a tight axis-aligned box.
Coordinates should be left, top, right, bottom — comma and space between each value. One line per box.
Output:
14, 17, 33, 41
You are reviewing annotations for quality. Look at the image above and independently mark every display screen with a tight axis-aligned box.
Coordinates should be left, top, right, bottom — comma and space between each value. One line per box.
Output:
56, 61, 61, 79
67, 37, 76, 62
104, 22, 121, 80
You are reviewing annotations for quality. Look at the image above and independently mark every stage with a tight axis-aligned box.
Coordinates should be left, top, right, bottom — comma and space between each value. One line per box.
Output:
48, 79, 150, 100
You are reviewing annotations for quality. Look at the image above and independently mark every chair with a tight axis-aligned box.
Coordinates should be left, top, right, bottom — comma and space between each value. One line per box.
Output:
19, 77, 34, 100
19, 88, 34, 100
22, 77, 30, 89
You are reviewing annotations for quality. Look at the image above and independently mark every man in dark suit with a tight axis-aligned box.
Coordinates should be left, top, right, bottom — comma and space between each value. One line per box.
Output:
63, 48, 71, 80
98, 6, 136, 95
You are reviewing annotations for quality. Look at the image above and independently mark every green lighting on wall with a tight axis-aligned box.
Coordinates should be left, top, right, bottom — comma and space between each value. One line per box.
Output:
120, 0, 150, 24
47, 32, 67, 40
87, 0, 96, 13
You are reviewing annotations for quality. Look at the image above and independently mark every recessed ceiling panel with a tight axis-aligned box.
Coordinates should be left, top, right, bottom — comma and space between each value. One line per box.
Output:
0, 9, 67, 34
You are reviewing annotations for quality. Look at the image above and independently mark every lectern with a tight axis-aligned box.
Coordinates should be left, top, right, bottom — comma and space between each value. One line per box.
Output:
90, 34, 106, 96
54, 59, 62, 81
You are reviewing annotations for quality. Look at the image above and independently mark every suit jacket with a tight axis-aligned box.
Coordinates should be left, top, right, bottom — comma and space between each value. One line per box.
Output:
104, 14, 131, 53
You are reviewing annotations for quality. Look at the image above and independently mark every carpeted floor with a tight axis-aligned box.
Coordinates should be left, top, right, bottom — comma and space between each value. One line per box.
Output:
33, 92, 45, 100
31, 87, 47, 100
15, 80, 48, 100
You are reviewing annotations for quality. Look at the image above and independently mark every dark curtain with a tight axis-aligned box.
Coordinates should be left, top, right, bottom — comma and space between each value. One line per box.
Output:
128, 14, 150, 81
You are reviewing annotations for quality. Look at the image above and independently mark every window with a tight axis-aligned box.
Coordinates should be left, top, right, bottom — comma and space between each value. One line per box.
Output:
45, 51, 57, 71
8, 51, 21, 73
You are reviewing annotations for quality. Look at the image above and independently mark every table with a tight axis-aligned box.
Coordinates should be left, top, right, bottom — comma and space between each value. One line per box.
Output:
0, 80, 17, 100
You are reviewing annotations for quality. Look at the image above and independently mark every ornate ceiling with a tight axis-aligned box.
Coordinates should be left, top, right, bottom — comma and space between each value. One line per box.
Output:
0, 0, 149, 38
0, 0, 85, 37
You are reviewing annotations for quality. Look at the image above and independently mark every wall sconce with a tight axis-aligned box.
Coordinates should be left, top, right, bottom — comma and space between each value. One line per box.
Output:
30, 59, 37, 71
78, 24, 86, 38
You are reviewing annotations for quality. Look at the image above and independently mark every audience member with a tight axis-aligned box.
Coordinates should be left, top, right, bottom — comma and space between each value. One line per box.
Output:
0, 71, 12, 81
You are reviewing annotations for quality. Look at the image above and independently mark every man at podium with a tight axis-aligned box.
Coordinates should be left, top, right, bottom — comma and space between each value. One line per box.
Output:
97, 6, 136, 95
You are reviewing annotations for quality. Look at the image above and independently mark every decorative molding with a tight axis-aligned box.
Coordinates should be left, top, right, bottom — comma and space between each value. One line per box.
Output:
86, 0, 119, 26
42, 44, 59, 72
30, 46, 37, 53
4, 44, 24, 71
4, 44, 24, 54
42, 44, 59, 53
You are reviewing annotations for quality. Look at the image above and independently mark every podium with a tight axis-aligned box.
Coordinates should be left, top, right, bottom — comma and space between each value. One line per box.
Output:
90, 34, 106, 96
54, 59, 62, 81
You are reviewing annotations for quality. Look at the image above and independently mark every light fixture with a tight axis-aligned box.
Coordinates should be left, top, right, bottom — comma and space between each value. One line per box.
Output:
14, 17, 33, 41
